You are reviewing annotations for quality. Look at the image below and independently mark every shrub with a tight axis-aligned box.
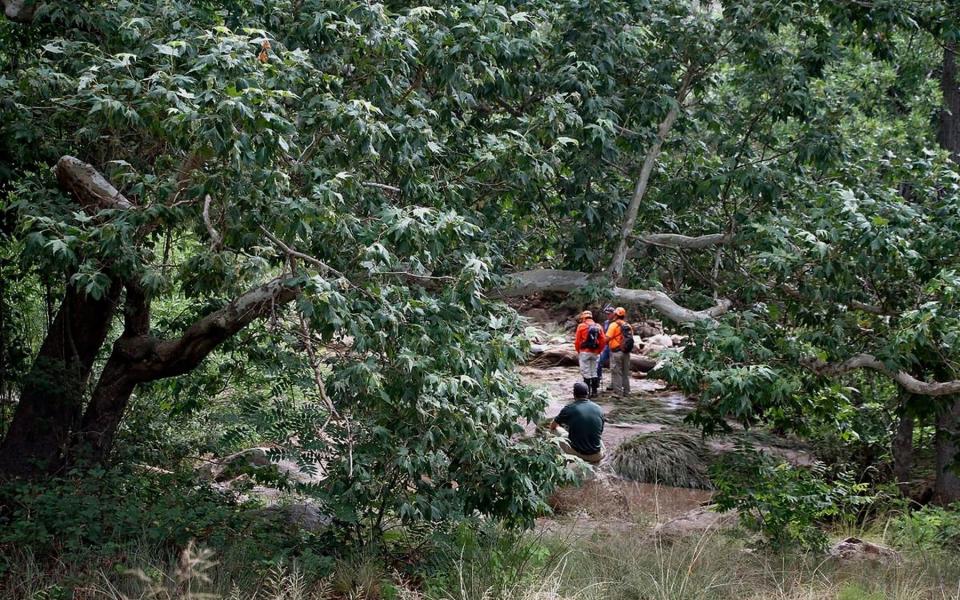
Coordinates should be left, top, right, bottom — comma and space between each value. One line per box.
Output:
889, 503, 960, 553
0, 465, 327, 580
710, 447, 875, 551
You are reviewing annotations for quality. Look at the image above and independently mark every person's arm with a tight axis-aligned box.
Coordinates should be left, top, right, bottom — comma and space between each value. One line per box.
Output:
573, 324, 583, 352
552, 405, 572, 430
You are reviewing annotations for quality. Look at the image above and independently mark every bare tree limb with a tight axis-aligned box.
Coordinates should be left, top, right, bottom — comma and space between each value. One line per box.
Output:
259, 226, 345, 278
609, 68, 695, 283
203, 195, 223, 250
126, 276, 301, 382
55, 156, 135, 212
802, 354, 960, 397
362, 181, 402, 194
500, 269, 730, 323
636, 232, 731, 250
2, 0, 37, 22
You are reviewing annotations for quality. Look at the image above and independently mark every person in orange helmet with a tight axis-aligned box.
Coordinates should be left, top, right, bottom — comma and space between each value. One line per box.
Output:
605, 307, 635, 396
574, 310, 605, 397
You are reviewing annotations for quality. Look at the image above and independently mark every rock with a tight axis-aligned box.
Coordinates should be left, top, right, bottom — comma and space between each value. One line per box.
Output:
523, 308, 553, 323
641, 343, 667, 357
653, 506, 738, 538
828, 537, 901, 563
636, 320, 664, 338
264, 501, 333, 532
196, 447, 324, 485
670, 334, 686, 346
646, 334, 674, 348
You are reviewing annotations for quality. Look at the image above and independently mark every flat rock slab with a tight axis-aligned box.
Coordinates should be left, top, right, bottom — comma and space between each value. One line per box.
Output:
653, 505, 737, 538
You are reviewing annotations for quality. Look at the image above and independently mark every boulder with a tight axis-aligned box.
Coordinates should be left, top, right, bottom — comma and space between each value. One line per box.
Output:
641, 343, 667, 357
828, 537, 902, 564
645, 334, 674, 348
636, 320, 664, 338
522, 307, 553, 324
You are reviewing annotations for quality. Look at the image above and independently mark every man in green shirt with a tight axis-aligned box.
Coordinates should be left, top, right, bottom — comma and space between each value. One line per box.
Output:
550, 382, 605, 463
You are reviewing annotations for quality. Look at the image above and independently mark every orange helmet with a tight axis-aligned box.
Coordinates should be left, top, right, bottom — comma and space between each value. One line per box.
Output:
614, 307, 626, 318
579, 310, 593, 321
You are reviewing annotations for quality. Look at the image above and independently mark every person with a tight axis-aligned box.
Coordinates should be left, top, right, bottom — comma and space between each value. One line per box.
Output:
550, 382, 605, 463
573, 310, 605, 398
596, 305, 615, 391
605, 307, 634, 396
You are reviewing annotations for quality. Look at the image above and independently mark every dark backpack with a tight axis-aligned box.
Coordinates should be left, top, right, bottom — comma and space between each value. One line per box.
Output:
619, 321, 635, 353
582, 323, 602, 350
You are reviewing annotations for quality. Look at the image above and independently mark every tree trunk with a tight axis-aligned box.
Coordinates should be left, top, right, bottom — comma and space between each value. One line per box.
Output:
69, 283, 149, 464
71, 276, 300, 465
0, 281, 121, 478
938, 41, 960, 162
930, 42, 960, 504
608, 102, 682, 283
934, 396, 960, 504
892, 398, 914, 498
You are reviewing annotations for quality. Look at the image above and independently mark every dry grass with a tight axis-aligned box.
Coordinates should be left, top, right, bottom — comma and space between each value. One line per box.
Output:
5, 522, 960, 600
610, 429, 714, 489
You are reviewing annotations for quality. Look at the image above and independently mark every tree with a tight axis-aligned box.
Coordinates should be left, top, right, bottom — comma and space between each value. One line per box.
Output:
3, 0, 960, 511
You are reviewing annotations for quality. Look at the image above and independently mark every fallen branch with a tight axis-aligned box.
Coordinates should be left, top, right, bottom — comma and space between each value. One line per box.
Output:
500, 269, 730, 324
802, 354, 960, 397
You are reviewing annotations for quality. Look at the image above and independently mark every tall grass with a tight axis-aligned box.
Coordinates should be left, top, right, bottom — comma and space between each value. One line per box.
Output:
4, 524, 960, 599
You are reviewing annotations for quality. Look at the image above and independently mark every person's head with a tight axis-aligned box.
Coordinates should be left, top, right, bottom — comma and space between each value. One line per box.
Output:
573, 381, 589, 399
579, 310, 593, 322
615, 306, 626, 319
603, 305, 615, 319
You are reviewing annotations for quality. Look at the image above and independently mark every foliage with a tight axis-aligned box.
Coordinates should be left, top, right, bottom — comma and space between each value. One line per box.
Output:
2, 0, 960, 589
417, 521, 552, 599
710, 448, 875, 551
889, 503, 960, 553
0, 466, 334, 583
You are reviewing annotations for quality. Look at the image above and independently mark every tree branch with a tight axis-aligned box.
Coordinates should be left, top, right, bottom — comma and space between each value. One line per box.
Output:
362, 181, 402, 194
802, 354, 960, 397
608, 67, 695, 283
2, 0, 37, 22
127, 276, 301, 382
55, 156, 135, 212
635, 232, 731, 250
203, 195, 222, 250
500, 269, 730, 323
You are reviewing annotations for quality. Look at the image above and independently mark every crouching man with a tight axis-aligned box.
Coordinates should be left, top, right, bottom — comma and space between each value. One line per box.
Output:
550, 382, 605, 464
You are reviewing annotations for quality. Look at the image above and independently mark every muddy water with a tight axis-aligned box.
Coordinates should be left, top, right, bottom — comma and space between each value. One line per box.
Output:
520, 362, 715, 530
519, 364, 684, 453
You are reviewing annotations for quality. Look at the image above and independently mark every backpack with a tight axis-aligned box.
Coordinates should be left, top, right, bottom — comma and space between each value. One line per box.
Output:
618, 321, 635, 353
582, 323, 602, 350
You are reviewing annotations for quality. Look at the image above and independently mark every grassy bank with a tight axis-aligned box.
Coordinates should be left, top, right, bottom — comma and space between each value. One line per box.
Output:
6, 517, 960, 600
